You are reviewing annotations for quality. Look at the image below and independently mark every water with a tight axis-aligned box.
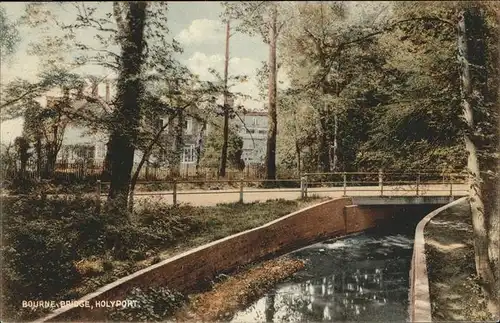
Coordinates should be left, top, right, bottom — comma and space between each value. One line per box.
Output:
231, 228, 416, 322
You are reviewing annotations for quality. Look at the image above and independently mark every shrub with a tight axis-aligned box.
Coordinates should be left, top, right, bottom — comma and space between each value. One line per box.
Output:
108, 287, 187, 321
1, 195, 203, 321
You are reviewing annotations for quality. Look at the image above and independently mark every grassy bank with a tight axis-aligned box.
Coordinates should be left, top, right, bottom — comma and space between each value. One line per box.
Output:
424, 201, 495, 321
0, 195, 323, 321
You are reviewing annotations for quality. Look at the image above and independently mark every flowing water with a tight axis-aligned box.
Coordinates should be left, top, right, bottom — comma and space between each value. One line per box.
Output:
231, 217, 420, 322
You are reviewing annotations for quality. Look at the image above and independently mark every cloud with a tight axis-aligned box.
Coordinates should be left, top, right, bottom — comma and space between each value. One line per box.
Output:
184, 52, 263, 110
176, 19, 224, 45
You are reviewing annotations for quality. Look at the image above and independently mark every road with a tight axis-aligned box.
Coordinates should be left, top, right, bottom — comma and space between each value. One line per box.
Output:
1, 184, 467, 207
130, 184, 468, 207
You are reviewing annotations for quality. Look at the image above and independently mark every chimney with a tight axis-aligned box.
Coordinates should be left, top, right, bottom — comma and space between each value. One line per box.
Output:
105, 80, 110, 102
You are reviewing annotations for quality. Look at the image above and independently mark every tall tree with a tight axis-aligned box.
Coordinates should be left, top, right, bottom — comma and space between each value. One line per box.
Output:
221, 2, 292, 180
219, 20, 231, 178
106, 2, 148, 209
457, 4, 498, 313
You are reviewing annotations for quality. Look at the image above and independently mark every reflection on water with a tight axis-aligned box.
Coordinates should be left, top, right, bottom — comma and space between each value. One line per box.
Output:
232, 232, 414, 322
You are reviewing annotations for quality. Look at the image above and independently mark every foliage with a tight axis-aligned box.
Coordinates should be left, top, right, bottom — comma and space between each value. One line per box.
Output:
108, 286, 187, 321
200, 122, 245, 171
0, 5, 20, 60
1, 194, 318, 321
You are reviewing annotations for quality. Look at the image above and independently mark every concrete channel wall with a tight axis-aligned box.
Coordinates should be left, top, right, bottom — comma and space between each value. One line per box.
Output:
37, 197, 414, 322
408, 196, 469, 322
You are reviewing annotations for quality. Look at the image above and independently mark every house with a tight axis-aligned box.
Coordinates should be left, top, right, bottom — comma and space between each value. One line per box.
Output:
233, 111, 268, 165
48, 77, 270, 172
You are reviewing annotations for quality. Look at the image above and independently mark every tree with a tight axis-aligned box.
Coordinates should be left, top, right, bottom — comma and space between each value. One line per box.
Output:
1, 68, 86, 177
200, 121, 244, 171
20, 2, 184, 212
277, 89, 318, 175
13, 136, 31, 177
221, 2, 293, 180
457, 4, 498, 313
103, 2, 148, 210
0, 5, 20, 60
219, 20, 231, 178
279, 2, 395, 173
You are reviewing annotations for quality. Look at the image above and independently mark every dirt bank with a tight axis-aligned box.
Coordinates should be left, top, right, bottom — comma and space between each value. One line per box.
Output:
175, 257, 306, 322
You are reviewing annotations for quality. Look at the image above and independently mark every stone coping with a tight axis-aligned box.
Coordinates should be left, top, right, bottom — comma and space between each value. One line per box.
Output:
408, 196, 469, 322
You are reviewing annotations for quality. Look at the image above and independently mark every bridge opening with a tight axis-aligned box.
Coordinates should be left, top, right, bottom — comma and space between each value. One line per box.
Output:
231, 205, 439, 322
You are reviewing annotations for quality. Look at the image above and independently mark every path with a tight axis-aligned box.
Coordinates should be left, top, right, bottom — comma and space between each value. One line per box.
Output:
131, 184, 468, 207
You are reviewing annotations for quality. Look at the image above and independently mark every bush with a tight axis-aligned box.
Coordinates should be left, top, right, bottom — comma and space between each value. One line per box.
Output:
107, 287, 187, 321
1, 196, 203, 321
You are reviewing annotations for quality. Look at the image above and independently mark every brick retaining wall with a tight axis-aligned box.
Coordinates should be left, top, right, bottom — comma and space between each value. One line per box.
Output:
37, 198, 354, 322
36, 198, 428, 322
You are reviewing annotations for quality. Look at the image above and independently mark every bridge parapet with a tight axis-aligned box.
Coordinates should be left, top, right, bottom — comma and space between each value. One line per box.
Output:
351, 195, 464, 206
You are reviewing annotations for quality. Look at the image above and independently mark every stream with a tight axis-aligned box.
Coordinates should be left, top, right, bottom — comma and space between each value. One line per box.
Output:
231, 216, 420, 322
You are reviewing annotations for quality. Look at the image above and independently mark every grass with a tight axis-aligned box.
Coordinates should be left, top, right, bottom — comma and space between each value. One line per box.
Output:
424, 201, 495, 321
146, 196, 325, 262
1, 194, 325, 321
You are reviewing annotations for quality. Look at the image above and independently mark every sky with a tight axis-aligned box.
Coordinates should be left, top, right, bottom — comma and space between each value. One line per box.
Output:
0, 1, 272, 144
0, 1, 391, 145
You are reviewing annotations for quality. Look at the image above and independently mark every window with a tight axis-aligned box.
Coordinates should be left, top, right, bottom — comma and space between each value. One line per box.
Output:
258, 130, 266, 135
95, 143, 106, 159
159, 118, 169, 133
184, 118, 193, 135
182, 144, 196, 163
253, 117, 257, 126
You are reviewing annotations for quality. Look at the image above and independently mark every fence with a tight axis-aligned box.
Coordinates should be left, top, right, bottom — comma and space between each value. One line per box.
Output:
2, 160, 270, 183
95, 171, 469, 208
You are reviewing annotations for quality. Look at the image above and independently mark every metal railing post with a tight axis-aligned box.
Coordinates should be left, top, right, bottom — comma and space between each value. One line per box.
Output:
449, 173, 453, 197
239, 178, 244, 203
343, 172, 347, 196
379, 169, 383, 196
305, 175, 309, 198
300, 176, 305, 199
173, 179, 177, 206
416, 173, 420, 196
96, 180, 101, 212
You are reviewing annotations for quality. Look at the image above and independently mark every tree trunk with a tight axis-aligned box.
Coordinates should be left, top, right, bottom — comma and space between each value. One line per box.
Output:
317, 109, 330, 173
295, 141, 301, 175
101, 140, 112, 180
219, 20, 231, 178
457, 8, 497, 312
171, 112, 184, 178
35, 135, 42, 179
330, 111, 338, 172
265, 4, 278, 180
128, 117, 172, 212
489, 8, 500, 300
107, 1, 148, 211
196, 121, 207, 174
45, 144, 57, 178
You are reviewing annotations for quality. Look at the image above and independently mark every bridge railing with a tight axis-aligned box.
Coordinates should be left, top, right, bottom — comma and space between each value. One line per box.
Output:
300, 171, 468, 198
95, 171, 468, 207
